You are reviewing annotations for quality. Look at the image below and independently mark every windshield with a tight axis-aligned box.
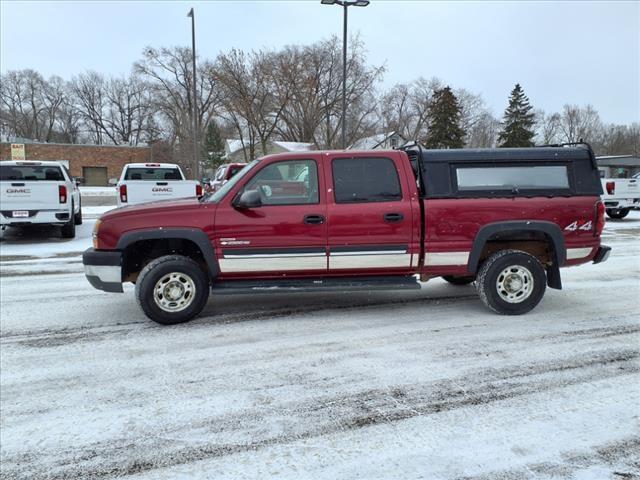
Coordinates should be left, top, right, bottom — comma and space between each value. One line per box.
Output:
202, 159, 261, 203
0, 164, 64, 181
124, 167, 182, 180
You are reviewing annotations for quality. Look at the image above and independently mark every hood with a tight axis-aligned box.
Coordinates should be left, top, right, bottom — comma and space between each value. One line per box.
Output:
102, 197, 202, 219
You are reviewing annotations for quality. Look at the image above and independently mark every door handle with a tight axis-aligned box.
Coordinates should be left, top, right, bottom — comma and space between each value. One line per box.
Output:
384, 213, 404, 223
156, 182, 168, 186
304, 214, 325, 225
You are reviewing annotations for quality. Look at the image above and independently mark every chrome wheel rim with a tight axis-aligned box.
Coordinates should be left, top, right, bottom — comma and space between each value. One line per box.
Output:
153, 272, 196, 312
496, 265, 533, 304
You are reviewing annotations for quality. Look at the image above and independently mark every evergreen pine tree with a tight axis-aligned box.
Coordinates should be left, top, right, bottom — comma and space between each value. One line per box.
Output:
425, 86, 465, 149
202, 121, 226, 170
497, 84, 536, 147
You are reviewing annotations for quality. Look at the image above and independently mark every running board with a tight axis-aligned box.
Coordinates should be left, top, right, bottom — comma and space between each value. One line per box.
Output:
211, 276, 421, 295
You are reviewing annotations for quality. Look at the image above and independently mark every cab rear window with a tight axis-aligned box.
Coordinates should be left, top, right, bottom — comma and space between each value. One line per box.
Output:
0, 165, 64, 181
124, 168, 182, 181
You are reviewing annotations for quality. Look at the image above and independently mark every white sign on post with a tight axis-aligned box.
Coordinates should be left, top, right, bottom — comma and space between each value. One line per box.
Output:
11, 143, 25, 160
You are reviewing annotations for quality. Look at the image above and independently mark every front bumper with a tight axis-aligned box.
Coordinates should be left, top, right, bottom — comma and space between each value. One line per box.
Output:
83, 248, 123, 293
592, 245, 611, 265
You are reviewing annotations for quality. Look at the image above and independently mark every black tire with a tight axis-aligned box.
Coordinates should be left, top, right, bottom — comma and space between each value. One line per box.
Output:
476, 249, 546, 315
135, 255, 210, 325
606, 208, 630, 219
442, 275, 475, 285
74, 200, 83, 225
60, 204, 76, 238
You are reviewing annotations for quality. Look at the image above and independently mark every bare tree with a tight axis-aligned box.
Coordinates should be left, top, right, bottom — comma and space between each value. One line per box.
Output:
135, 47, 221, 173
557, 104, 602, 143
534, 109, 561, 144
466, 111, 501, 148
381, 77, 442, 143
0, 69, 70, 142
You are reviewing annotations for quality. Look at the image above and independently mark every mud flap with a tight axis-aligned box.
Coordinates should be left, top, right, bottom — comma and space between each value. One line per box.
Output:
546, 263, 562, 290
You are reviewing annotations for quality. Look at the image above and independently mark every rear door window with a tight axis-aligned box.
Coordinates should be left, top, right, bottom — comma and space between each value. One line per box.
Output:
332, 157, 402, 203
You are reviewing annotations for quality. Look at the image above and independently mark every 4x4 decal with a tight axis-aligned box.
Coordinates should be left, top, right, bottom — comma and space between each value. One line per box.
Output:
565, 220, 592, 231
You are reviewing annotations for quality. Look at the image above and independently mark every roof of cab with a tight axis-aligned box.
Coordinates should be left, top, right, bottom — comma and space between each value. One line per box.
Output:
255, 146, 593, 164
124, 163, 182, 168
0, 160, 67, 167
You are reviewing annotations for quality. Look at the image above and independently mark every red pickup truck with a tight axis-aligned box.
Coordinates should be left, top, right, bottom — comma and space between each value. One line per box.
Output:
83, 144, 610, 324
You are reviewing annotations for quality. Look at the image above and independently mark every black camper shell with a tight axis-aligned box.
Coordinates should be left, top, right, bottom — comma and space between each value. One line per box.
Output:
403, 145, 603, 199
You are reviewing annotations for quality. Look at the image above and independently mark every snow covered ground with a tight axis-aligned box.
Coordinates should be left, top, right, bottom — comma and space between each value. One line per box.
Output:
0, 213, 639, 479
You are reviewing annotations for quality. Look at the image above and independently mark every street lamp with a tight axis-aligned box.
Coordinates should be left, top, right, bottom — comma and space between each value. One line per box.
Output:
321, 0, 370, 149
187, 7, 199, 179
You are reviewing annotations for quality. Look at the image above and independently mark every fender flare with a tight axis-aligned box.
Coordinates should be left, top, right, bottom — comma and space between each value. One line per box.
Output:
116, 228, 219, 279
467, 221, 566, 289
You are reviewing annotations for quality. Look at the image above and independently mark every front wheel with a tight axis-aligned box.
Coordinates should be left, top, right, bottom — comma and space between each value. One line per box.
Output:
476, 250, 546, 315
135, 255, 210, 325
606, 208, 630, 219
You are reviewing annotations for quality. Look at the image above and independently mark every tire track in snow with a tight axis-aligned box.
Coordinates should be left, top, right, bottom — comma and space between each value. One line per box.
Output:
1, 349, 637, 480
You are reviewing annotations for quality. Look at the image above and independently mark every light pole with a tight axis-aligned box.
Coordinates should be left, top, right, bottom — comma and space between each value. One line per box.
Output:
321, 0, 369, 149
187, 7, 199, 179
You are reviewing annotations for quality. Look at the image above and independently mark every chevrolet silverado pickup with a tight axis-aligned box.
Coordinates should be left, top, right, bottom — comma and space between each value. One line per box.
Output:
84, 144, 610, 324
113, 163, 202, 207
1, 160, 82, 238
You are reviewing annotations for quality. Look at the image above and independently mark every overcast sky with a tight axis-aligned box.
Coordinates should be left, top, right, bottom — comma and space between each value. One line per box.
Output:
1, 0, 638, 124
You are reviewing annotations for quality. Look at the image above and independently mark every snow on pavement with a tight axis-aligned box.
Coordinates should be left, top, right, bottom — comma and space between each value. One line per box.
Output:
0, 213, 638, 479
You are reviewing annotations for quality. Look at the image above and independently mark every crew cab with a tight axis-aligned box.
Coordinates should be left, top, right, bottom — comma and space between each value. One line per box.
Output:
84, 144, 610, 324
113, 163, 202, 207
1, 160, 82, 238
210, 163, 247, 192
600, 170, 640, 219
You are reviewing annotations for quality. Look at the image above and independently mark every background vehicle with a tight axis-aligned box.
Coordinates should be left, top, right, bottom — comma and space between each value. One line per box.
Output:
599, 169, 640, 219
210, 163, 247, 192
1, 160, 82, 238
84, 144, 609, 324
113, 163, 202, 207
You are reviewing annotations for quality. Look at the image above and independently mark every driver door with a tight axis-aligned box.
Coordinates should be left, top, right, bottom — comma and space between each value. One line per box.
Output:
213, 158, 328, 278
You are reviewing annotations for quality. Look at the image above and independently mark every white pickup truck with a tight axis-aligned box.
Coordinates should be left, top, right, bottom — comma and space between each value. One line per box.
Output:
600, 171, 640, 219
0, 160, 82, 238
113, 163, 202, 207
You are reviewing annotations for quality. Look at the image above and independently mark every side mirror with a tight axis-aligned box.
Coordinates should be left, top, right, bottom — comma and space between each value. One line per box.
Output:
74, 176, 85, 186
234, 190, 262, 209
108, 178, 118, 186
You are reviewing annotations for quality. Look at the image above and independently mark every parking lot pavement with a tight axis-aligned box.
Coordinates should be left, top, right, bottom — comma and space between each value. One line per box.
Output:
0, 214, 639, 479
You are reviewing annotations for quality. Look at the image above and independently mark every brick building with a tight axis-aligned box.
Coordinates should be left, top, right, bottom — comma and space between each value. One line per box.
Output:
0, 142, 153, 186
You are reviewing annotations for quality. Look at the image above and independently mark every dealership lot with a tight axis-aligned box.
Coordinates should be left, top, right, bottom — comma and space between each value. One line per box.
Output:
0, 213, 638, 479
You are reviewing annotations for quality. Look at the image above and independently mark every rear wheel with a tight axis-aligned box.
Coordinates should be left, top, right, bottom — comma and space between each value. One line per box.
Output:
476, 250, 546, 315
60, 204, 76, 238
442, 275, 475, 285
135, 255, 210, 325
74, 200, 83, 225
606, 208, 629, 219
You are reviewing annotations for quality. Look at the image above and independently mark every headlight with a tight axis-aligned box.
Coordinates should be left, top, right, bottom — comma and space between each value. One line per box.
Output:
92, 219, 102, 249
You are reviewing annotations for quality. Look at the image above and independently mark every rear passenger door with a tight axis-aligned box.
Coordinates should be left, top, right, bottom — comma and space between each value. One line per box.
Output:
326, 154, 415, 274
